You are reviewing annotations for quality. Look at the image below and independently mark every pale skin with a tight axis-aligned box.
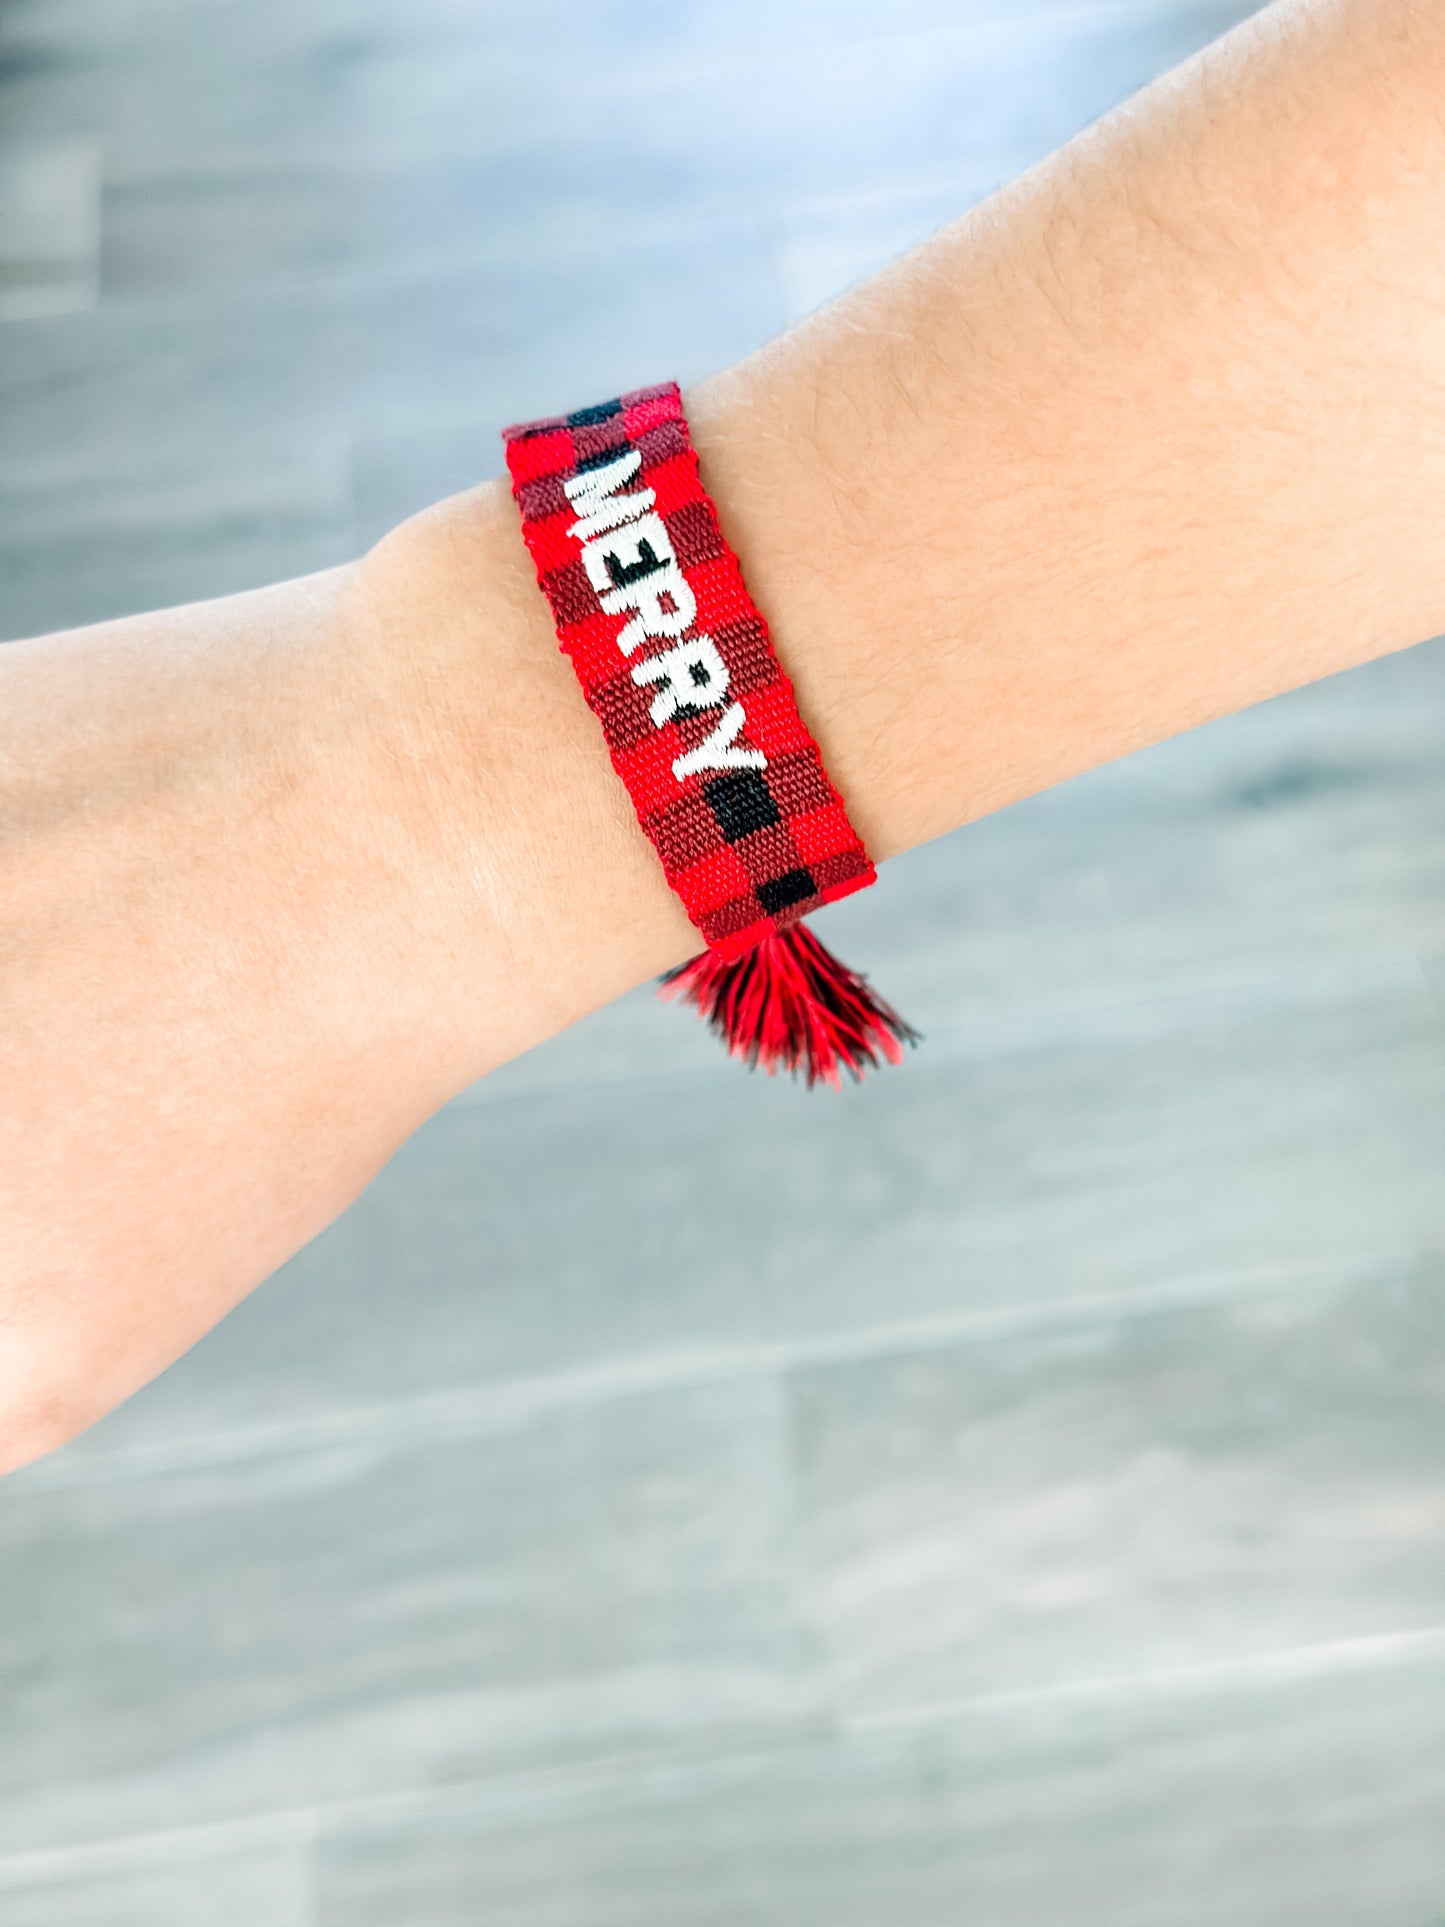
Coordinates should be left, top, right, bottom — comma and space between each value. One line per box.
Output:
4, 0, 1445, 1473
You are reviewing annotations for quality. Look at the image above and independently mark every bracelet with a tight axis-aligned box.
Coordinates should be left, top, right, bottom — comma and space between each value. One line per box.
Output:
502, 380, 915, 1086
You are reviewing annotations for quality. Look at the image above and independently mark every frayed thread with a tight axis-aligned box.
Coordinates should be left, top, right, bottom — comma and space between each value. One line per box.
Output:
659, 923, 918, 1089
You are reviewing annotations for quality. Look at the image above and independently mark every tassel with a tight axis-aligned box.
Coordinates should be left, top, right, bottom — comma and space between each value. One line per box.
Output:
659, 923, 919, 1089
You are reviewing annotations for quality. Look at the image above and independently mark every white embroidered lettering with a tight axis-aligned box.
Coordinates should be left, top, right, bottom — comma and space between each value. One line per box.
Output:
568, 487, 655, 544
564, 447, 766, 787
583, 509, 675, 597
631, 634, 730, 725
672, 702, 767, 778
562, 450, 646, 542
613, 572, 697, 654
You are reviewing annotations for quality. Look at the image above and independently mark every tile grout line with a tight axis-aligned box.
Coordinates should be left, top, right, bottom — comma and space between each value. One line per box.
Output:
449, 940, 1443, 1116
11, 1244, 1425, 1493
843, 1622, 1445, 1734
3, 1619, 1445, 1893
1416, 947, 1445, 1032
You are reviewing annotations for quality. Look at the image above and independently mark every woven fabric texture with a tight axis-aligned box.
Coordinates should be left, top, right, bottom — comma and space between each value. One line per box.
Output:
503, 381, 875, 958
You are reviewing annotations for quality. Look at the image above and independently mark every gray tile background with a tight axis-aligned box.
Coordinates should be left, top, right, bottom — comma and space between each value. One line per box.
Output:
5, 0, 1445, 1920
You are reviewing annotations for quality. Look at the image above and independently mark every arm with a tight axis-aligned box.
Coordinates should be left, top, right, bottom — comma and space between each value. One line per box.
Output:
5, 0, 1444, 1470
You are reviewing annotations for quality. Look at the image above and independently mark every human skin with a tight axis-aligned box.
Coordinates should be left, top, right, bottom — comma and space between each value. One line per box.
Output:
4, 0, 1445, 1472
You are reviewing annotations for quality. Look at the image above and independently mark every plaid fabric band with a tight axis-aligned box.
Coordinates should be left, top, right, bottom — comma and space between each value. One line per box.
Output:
502, 380, 875, 960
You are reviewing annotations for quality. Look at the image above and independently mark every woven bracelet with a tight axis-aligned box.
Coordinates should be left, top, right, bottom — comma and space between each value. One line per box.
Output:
502, 379, 915, 1087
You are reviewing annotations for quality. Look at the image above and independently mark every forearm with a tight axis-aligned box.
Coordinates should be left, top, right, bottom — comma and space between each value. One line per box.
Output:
0, 568, 489, 1458
384, 0, 1445, 1050
5, 0, 1445, 1468
695, 0, 1445, 857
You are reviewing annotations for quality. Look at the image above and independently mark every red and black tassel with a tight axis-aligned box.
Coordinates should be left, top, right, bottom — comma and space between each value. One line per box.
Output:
660, 924, 918, 1089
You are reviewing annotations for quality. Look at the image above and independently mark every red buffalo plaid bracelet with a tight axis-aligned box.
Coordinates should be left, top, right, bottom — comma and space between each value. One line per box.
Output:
502, 379, 915, 1086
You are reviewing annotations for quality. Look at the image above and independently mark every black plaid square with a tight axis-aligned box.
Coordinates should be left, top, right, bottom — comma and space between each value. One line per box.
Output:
756, 868, 817, 917
703, 769, 779, 843
567, 401, 623, 427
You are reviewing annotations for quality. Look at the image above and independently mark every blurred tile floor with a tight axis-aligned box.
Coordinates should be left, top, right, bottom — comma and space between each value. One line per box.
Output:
5, 1, 1445, 1921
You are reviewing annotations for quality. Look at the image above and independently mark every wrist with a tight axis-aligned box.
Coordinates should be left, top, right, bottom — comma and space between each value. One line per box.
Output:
348, 476, 698, 1093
